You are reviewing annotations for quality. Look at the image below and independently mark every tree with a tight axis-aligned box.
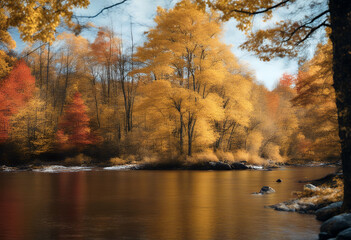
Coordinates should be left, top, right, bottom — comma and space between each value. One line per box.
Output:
199, 0, 351, 211
279, 73, 296, 88
55, 33, 90, 115
293, 42, 340, 161
134, 0, 230, 156
90, 28, 120, 102
213, 72, 253, 152
0, 60, 35, 142
1, 0, 89, 43
0, 0, 90, 77
11, 92, 56, 155
57, 90, 95, 150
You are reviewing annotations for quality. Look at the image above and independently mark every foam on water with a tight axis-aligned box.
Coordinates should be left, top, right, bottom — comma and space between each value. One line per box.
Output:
248, 165, 264, 170
33, 165, 92, 173
0, 165, 18, 172
103, 164, 137, 170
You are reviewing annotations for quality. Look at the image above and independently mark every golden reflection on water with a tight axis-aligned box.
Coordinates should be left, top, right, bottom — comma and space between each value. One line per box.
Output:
0, 167, 336, 240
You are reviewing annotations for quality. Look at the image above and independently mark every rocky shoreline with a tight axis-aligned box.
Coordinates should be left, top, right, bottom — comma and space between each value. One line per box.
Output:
0, 157, 339, 172
0, 160, 274, 172
268, 172, 347, 240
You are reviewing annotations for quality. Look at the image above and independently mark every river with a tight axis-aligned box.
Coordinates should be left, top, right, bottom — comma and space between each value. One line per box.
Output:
0, 166, 336, 240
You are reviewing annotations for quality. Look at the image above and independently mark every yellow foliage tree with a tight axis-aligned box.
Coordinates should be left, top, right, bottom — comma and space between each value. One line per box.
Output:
10, 91, 56, 155
135, 0, 236, 156
0, 0, 89, 77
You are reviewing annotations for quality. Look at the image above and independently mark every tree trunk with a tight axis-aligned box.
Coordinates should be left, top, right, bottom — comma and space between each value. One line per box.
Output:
91, 76, 100, 128
329, 0, 351, 212
46, 43, 50, 103
180, 114, 183, 155
187, 114, 196, 156
61, 55, 70, 115
188, 129, 192, 156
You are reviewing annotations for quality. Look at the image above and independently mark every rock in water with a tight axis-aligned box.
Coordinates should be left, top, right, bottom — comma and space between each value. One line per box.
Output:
259, 186, 275, 194
336, 227, 351, 240
320, 213, 351, 237
316, 202, 343, 221
276, 179, 282, 183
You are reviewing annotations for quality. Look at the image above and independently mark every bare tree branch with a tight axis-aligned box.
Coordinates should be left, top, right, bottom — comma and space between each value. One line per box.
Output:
74, 0, 128, 19
283, 10, 330, 43
24, 43, 48, 57
295, 20, 329, 45
228, 0, 291, 15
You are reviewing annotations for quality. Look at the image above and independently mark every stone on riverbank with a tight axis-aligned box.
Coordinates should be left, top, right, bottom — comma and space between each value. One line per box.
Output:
230, 162, 249, 170
269, 199, 318, 213
320, 213, 351, 237
136, 161, 254, 170
316, 202, 343, 221
187, 161, 232, 170
304, 183, 319, 191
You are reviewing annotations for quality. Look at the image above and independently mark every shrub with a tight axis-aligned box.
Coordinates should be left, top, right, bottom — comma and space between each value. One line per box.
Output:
216, 151, 235, 162
64, 153, 91, 165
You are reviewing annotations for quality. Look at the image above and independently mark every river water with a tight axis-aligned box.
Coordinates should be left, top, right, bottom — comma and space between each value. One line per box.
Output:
0, 166, 336, 240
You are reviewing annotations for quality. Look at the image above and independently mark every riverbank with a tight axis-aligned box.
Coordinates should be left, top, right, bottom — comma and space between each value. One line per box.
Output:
0, 156, 340, 172
269, 172, 343, 214
268, 171, 347, 239
0, 161, 266, 172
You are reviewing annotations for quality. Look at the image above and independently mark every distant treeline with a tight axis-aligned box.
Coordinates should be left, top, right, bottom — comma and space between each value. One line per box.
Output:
0, 1, 339, 165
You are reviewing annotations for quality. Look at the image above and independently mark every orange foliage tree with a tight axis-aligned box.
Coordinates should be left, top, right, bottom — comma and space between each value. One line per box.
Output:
56, 91, 96, 150
0, 60, 35, 142
265, 92, 280, 120
279, 73, 296, 88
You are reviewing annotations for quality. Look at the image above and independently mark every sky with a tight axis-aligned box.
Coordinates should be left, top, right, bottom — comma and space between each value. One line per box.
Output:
12, 0, 301, 90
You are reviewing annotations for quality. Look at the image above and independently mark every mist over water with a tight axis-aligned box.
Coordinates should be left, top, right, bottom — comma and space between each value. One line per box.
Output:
0, 167, 335, 240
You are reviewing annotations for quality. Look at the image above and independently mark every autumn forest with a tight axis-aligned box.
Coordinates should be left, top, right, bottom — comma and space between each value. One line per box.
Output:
2, 0, 351, 239
0, 1, 340, 167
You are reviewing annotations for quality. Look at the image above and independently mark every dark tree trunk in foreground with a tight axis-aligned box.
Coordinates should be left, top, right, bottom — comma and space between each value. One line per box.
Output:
329, 0, 351, 212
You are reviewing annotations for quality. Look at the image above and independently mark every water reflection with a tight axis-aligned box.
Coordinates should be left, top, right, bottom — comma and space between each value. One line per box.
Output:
0, 167, 335, 240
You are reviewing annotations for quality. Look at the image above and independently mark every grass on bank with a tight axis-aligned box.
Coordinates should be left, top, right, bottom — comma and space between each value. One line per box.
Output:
294, 174, 343, 206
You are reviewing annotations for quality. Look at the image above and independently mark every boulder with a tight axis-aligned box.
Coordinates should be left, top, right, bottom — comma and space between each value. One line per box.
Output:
316, 202, 343, 221
321, 214, 351, 237
336, 227, 351, 240
208, 161, 232, 170
259, 186, 275, 194
188, 161, 232, 170
276, 179, 282, 183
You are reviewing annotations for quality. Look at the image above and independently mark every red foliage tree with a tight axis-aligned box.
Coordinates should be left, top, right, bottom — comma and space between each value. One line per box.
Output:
0, 60, 35, 142
57, 91, 95, 150
279, 73, 296, 88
